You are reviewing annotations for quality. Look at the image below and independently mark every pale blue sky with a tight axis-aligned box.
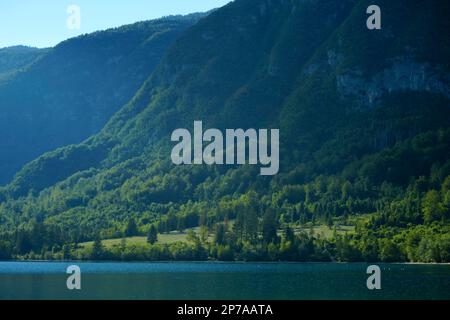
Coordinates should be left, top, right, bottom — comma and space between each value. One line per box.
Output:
0, 0, 232, 48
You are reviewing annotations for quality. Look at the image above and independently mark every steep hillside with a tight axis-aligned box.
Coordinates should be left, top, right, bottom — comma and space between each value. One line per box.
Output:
0, 0, 449, 262
0, 14, 203, 184
7, 0, 357, 196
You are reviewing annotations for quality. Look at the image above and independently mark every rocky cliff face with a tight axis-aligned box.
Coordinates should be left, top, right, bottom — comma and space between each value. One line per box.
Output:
336, 58, 450, 108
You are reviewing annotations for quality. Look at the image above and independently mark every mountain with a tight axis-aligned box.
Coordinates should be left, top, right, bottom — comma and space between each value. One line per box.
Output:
0, 0, 449, 262
0, 14, 204, 185
0, 46, 48, 79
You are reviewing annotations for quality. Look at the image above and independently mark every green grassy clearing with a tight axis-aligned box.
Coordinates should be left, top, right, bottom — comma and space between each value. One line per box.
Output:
80, 226, 212, 249
80, 219, 358, 249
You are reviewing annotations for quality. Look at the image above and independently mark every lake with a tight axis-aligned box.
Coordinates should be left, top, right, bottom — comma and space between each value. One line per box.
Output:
0, 262, 449, 300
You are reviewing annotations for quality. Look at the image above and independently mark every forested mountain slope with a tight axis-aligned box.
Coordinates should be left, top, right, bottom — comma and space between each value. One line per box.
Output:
0, 0, 449, 262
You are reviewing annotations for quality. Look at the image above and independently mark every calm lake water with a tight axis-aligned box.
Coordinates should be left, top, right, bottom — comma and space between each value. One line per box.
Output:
0, 262, 448, 300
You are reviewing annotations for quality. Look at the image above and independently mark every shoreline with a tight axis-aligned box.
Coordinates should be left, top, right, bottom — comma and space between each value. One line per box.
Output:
1, 260, 449, 265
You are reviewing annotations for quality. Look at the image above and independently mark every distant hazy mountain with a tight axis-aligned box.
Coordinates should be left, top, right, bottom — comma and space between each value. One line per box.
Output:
0, 13, 204, 184
0, 46, 48, 79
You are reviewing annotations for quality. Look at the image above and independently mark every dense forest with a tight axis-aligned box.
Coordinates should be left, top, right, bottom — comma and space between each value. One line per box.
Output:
0, 0, 449, 263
